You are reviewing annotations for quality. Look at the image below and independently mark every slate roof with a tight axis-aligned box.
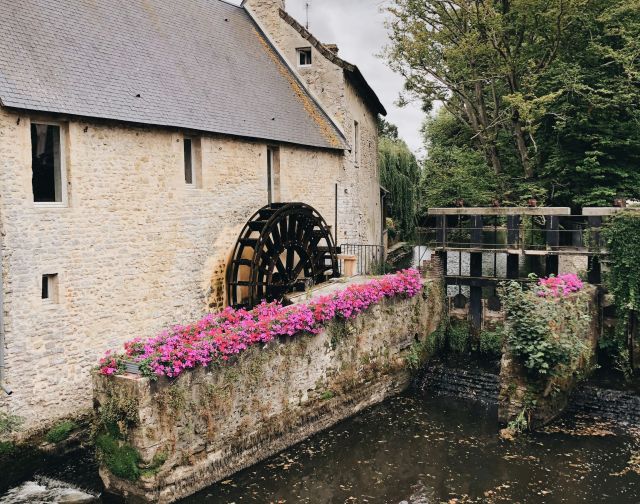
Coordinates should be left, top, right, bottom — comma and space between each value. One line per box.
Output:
0, 0, 345, 150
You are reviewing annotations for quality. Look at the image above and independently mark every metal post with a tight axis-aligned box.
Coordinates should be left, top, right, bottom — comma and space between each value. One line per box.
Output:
546, 215, 560, 276
469, 215, 483, 336
587, 216, 602, 284
334, 183, 338, 247
507, 215, 520, 279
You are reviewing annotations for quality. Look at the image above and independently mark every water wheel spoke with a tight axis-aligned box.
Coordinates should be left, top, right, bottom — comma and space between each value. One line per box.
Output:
227, 203, 339, 308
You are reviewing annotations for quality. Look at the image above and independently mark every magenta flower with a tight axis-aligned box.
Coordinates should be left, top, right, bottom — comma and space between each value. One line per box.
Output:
536, 273, 583, 298
97, 269, 424, 378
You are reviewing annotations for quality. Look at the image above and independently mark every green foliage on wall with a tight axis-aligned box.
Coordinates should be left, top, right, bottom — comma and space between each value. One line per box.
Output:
500, 281, 590, 377
0, 412, 22, 437
96, 433, 141, 481
45, 420, 78, 444
601, 211, 640, 376
0, 441, 14, 457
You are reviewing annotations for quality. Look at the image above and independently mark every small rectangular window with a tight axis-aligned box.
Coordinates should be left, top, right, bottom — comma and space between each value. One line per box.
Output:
267, 146, 281, 204
31, 123, 66, 203
41, 274, 59, 303
184, 138, 194, 185
354, 121, 360, 166
183, 137, 203, 188
297, 48, 312, 67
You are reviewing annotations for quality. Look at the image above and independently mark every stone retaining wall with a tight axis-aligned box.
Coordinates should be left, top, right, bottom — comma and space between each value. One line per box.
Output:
498, 285, 600, 428
92, 278, 443, 503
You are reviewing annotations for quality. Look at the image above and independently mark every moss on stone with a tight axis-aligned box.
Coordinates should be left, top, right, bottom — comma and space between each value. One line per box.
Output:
45, 420, 78, 444
319, 390, 335, 401
96, 433, 141, 481
0, 441, 15, 457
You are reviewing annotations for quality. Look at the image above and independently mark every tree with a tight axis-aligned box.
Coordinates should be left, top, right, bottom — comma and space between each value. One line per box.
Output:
421, 110, 499, 210
379, 136, 421, 238
377, 117, 399, 140
387, 0, 640, 207
386, 0, 584, 179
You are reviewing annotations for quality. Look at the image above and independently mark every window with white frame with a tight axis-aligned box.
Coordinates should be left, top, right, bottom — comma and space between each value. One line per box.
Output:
31, 122, 67, 204
297, 47, 312, 67
41, 273, 59, 303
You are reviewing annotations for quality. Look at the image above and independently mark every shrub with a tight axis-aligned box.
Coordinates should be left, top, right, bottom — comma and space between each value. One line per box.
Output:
447, 321, 470, 354
601, 211, 640, 376
45, 420, 78, 444
500, 280, 590, 377
479, 326, 505, 358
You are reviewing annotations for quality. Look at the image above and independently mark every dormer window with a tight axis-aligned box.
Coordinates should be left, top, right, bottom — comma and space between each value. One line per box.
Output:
297, 48, 312, 67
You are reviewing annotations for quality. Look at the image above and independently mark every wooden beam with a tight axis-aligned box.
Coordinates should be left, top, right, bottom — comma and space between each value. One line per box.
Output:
581, 207, 640, 216
428, 207, 571, 216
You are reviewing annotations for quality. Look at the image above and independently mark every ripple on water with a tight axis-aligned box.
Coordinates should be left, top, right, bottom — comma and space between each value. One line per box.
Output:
0, 476, 98, 504
1, 391, 639, 504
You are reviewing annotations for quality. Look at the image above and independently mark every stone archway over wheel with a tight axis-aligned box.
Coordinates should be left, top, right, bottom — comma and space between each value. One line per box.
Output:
226, 202, 340, 308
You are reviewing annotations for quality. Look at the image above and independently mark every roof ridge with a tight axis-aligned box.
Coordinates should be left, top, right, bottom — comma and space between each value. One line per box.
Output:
216, 0, 243, 9
278, 8, 386, 116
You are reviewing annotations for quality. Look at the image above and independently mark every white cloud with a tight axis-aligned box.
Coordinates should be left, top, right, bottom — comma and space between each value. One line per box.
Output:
229, 0, 425, 154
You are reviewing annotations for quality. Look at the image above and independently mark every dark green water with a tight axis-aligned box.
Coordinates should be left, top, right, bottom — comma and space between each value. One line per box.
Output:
2, 392, 639, 503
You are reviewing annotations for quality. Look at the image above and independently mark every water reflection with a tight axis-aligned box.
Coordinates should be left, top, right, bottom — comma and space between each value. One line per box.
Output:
183, 394, 640, 503
1, 393, 638, 503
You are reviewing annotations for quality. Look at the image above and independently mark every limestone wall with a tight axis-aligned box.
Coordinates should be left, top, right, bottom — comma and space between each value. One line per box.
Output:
0, 106, 377, 433
93, 278, 443, 503
244, 0, 382, 245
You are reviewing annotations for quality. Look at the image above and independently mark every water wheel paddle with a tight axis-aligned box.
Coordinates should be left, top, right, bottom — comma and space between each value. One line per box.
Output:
227, 202, 339, 308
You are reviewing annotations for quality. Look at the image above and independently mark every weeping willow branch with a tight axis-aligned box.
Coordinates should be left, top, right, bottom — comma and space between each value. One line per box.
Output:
379, 137, 421, 239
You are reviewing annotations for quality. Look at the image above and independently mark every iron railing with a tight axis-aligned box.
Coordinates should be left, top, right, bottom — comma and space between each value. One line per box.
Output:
339, 244, 384, 276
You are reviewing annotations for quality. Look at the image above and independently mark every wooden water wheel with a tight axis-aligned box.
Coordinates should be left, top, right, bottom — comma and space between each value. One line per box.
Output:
226, 202, 340, 308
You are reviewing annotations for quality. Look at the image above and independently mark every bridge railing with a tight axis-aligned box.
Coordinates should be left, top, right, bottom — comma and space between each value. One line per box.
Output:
418, 206, 637, 332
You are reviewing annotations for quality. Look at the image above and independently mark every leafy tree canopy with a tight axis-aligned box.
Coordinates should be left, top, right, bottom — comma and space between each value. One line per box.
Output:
386, 0, 640, 208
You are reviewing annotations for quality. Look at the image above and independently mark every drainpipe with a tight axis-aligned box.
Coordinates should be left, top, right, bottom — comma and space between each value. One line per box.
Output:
0, 229, 10, 396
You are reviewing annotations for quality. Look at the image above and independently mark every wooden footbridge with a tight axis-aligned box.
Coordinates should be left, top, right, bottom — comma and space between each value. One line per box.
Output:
424, 206, 629, 332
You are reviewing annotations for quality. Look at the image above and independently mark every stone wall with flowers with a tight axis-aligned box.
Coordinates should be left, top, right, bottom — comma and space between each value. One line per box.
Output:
92, 270, 444, 503
497, 274, 599, 433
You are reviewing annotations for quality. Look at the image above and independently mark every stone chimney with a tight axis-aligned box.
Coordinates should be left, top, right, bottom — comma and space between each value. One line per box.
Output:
325, 44, 339, 55
242, 0, 286, 18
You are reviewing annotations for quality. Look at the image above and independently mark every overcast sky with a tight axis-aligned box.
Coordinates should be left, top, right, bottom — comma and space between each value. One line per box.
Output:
230, 0, 426, 154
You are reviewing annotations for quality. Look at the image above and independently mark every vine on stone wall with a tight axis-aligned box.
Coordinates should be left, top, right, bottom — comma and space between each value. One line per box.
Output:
500, 281, 591, 378
601, 211, 640, 377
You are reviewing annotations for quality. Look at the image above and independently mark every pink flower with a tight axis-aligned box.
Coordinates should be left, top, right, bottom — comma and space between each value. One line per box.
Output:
97, 269, 423, 378
536, 273, 583, 298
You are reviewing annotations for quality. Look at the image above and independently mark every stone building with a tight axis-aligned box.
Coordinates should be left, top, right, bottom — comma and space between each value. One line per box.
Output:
0, 0, 386, 431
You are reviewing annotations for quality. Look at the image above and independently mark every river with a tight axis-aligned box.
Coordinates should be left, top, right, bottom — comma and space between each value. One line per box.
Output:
1, 390, 639, 503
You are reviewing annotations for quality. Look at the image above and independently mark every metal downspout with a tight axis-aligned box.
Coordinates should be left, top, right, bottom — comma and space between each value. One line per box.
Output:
0, 223, 10, 396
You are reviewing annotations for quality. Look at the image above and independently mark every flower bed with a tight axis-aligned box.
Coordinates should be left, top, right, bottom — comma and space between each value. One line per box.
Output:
536, 273, 583, 298
97, 269, 423, 379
